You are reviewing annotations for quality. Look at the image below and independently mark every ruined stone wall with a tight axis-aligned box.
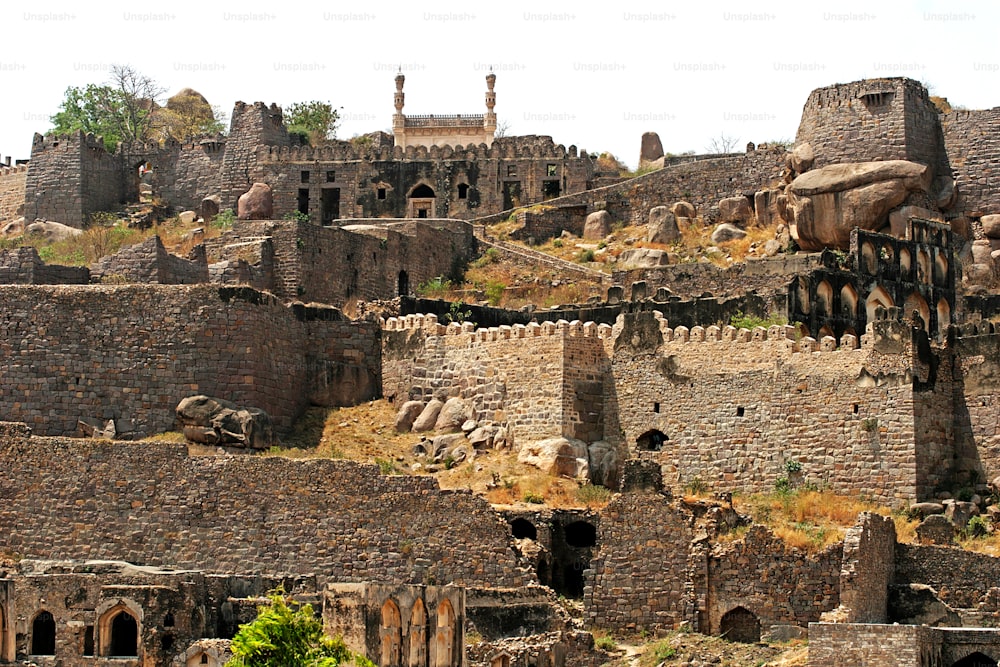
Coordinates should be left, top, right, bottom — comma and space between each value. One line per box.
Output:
480, 147, 786, 228
382, 315, 613, 443
0, 433, 528, 590
583, 494, 693, 632
608, 312, 930, 504
0, 247, 89, 284
808, 623, 933, 667
0, 164, 26, 222
953, 332, 1000, 485
24, 132, 123, 226
0, 285, 379, 436
834, 513, 897, 624
157, 140, 226, 212
90, 235, 209, 284
705, 526, 841, 633
509, 206, 588, 242
896, 544, 1000, 610
795, 78, 947, 178
941, 107, 1000, 216
220, 102, 290, 209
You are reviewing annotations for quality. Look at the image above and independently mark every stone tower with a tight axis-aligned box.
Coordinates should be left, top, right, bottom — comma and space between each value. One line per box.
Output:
391, 72, 497, 149
485, 70, 497, 137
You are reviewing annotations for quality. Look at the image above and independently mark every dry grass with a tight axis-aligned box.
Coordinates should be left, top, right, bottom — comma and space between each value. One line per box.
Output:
956, 532, 1000, 557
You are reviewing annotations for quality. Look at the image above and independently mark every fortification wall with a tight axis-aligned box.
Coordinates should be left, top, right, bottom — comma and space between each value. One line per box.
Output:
220, 102, 290, 209
0, 247, 89, 284
832, 513, 897, 624
896, 543, 1000, 610
0, 430, 527, 588
795, 78, 947, 178
90, 235, 208, 284
158, 140, 226, 212
953, 331, 1000, 485
941, 107, 1000, 216
808, 623, 933, 667
0, 164, 26, 222
382, 315, 612, 442
24, 132, 122, 226
583, 494, 693, 632
609, 312, 937, 504
0, 285, 379, 436
705, 525, 841, 633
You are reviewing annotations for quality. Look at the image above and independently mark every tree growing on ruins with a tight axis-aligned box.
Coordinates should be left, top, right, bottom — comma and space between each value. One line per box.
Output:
156, 88, 227, 142
50, 64, 166, 151
284, 101, 341, 145
705, 132, 740, 154
226, 590, 373, 667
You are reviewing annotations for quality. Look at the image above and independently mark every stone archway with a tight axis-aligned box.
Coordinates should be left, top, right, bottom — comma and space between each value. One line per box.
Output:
840, 283, 858, 318
407, 183, 436, 219
903, 291, 930, 333
951, 652, 998, 667
636, 429, 668, 452
815, 280, 833, 318
105, 610, 139, 657
719, 606, 760, 643
31, 610, 56, 656
409, 599, 427, 667
380, 599, 402, 667
865, 286, 894, 324
434, 600, 456, 667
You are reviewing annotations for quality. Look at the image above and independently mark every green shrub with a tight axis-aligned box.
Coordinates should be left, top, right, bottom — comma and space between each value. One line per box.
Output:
417, 276, 452, 298
213, 208, 236, 229
594, 635, 617, 651
683, 477, 708, 495
485, 280, 506, 306
966, 515, 989, 539
523, 492, 544, 504
729, 310, 787, 330
576, 484, 612, 504
283, 210, 310, 223
578, 248, 595, 263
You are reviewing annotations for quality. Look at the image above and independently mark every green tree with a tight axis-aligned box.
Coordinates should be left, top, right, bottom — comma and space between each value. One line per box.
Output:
49, 64, 165, 151
226, 590, 373, 667
157, 88, 227, 142
284, 101, 341, 145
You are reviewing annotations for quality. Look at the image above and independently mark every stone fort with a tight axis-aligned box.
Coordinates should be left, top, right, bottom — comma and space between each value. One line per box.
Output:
0, 76, 998, 666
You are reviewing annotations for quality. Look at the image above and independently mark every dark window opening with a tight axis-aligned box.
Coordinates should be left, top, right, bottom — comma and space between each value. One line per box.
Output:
542, 180, 560, 200
84, 625, 95, 656
736, 406, 745, 417
321, 188, 340, 225
853, 403, 860, 415
300, 170, 310, 183
163, 612, 175, 627
377, 187, 387, 200
951, 652, 998, 667
564, 521, 597, 548
720, 607, 760, 643
297, 188, 310, 216
653, 402, 660, 413
410, 184, 436, 198
202, 655, 210, 664
31, 611, 56, 655
507, 165, 517, 177
109, 611, 138, 657
502, 181, 522, 210
562, 560, 587, 597
547, 164, 557, 177
457, 183, 469, 199
398, 271, 409, 297
161, 634, 175, 653
326, 170, 336, 183
637, 429, 668, 452
510, 518, 537, 540
537, 557, 549, 586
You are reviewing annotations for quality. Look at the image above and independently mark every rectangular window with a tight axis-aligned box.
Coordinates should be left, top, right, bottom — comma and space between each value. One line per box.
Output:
326, 170, 336, 182
377, 188, 387, 200
300, 170, 310, 183
507, 164, 517, 177
547, 164, 557, 177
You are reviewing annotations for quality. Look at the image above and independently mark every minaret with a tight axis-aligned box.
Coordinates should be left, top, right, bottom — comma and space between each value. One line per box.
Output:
392, 71, 406, 147
484, 69, 497, 141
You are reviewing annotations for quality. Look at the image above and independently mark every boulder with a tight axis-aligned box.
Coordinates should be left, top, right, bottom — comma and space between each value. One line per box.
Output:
461, 419, 478, 433
411, 398, 444, 433
718, 197, 753, 225
915, 513, 955, 545
711, 223, 747, 244
788, 161, 932, 251
647, 206, 680, 244
394, 400, 425, 433
671, 201, 696, 219
983, 214, 1000, 239
943, 499, 979, 527
237, 182, 273, 220
24, 220, 84, 242
493, 425, 511, 449
201, 195, 221, 222
639, 131, 664, 166
908, 502, 945, 519
583, 211, 612, 240
762, 239, 783, 257
889, 206, 941, 239
888, 584, 962, 626
431, 433, 466, 459
175, 395, 275, 449
588, 441, 621, 489
178, 210, 198, 225
617, 248, 672, 269
517, 437, 589, 478
467, 425, 495, 449
972, 240, 994, 265
1, 217, 25, 237
790, 142, 815, 173
434, 397, 472, 432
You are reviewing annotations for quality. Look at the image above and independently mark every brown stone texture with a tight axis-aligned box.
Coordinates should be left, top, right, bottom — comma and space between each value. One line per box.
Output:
0, 247, 89, 284
90, 235, 209, 284
808, 623, 931, 667
237, 182, 273, 220
0, 164, 26, 222
941, 107, 1000, 216
639, 131, 664, 165
0, 433, 527, 589
0, 284, 380, 436
836, 513, 897, 623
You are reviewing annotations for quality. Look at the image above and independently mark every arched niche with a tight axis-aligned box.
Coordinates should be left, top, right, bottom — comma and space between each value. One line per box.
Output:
840, 283, 859, 318
434, 600, 456, 667
861, 241, 877, 274
865, 286, 895, 323
904, 291, 930, 333
815, 280, 833, 318
31, 610, 56, 656
719, 606, 760, 643
380, 599, 402, 667
409, 599, 427, 667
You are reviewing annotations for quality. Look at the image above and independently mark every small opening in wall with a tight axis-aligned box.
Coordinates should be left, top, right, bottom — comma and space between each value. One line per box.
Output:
853, 403, 860, 415
300, 170, 310, 184
507, 164, 517, 177
377, 188, 387, 200
736, 406, 745, 417
326, 170, 336, 182
457, 183, 469, 199
547, 163, 557, 177
653, 402, 660, 413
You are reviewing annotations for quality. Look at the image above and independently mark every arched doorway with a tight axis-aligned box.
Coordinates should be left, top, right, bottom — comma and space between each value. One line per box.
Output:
636, 429, 668, 452
510, 518, 537, 540
409, 599, 427, 667
951, 652, 998, 667
31, 611, 56, 655
434, 600, 456, 667
108, 611, 138, 657
719, 606, 760, 643
407, 184, 436, 219
380, 599, 402, 667
865, 286, 895, 324
903, 292, 930, 333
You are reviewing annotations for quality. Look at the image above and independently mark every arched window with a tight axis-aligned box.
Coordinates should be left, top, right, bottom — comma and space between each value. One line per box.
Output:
31, 611, 56, 655
720, 606, 760, 643
510, 518, 537, 540
410, 184, 436, 199
860, 242, 877, 275
380, 599, 402, 667
434, 600, 455, 667
636, 429, 668, 452
917, 248, 932, 285
457, 183, 469, 199
903, 292, 930, 333
815, 280, 833, 318
108, 611, 139, 657
409, 599, 427, 667
840, 284, 858, 318
933, 250, 949, 286
564, 521, 597, 548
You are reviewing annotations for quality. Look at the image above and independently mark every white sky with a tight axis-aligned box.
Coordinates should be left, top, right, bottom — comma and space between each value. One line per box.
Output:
0, 0, 997, 169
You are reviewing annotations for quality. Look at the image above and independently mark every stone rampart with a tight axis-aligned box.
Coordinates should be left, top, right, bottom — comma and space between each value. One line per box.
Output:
895, 544, 1000, 610
0, 247, 89, 284
830, 513, 897, 623
808, 623, 933, 667
941, 107, 1000, 216
952, 331, 1000, 484
0, 163, 26, 222
90, 235, 209, 284
0, 432, 528, 589
0, 285, 380, 436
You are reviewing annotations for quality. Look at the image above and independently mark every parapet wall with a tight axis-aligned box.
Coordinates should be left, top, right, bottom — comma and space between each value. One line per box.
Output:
0, 432, 527, 588
0, 247, 89, 284
0, 164, 26, 222
0, 284, 380, 436
942, 107, 1000, 216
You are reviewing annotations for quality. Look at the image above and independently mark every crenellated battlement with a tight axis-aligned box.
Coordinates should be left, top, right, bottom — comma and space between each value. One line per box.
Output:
258, 136, 577, 164
382, 313, 613, 341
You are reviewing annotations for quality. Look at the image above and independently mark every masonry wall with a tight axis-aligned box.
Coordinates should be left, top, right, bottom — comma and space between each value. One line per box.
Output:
0, 247, 89, 284
0, 285, 379, 436
941, 107, 1000, 216
609, 312, 928, 504
0, 432, 528, 590
835, 513, 897, 624
952, 332, 1000, 486
0, 164, 26, 222
220, 102, 291, 210
583, 494, 693, 632
90, 235, 209, 284
808, 623, 933, 667
157, 140, 226, 212
895, 543, 1000, 610
705, 526, 841, 633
